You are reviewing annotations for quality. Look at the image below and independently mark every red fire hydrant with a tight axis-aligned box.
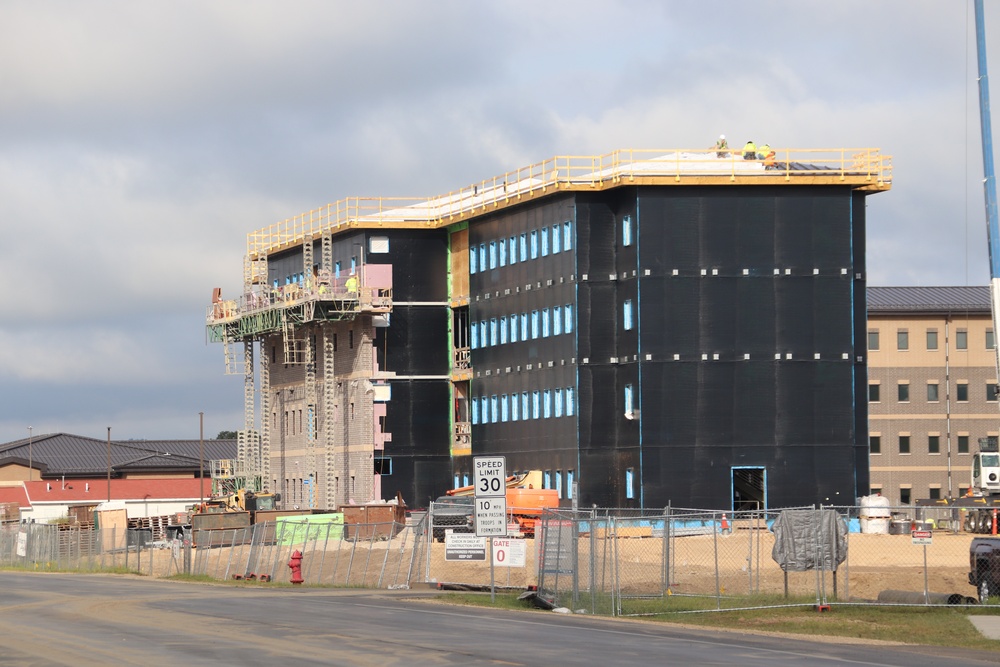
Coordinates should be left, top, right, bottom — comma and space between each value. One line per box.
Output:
288, 549, 304, 585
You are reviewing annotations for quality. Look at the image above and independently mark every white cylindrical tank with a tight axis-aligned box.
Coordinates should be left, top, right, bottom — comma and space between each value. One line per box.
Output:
859, 494, 891, 534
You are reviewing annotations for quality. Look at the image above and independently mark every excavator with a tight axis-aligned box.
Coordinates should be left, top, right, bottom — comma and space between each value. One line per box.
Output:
446, 470, 558, 537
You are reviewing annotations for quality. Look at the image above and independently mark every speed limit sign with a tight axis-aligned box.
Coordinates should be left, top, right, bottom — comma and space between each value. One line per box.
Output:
473, 455, 506, 498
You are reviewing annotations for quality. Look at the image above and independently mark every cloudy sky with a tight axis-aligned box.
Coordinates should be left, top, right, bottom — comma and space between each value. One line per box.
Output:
1, 1, 996, 443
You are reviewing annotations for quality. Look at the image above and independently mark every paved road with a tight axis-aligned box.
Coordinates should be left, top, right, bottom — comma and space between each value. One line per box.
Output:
0, 573, 997, 666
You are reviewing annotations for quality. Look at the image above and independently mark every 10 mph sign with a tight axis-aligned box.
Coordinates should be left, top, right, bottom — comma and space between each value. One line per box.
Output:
474, 455, 507, 537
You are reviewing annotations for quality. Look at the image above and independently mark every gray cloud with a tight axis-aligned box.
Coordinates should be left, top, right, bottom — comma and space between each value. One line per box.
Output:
1, 1, 998, 441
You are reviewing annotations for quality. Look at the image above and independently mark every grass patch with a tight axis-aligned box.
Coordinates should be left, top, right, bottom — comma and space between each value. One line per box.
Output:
440, 591, 1000, 652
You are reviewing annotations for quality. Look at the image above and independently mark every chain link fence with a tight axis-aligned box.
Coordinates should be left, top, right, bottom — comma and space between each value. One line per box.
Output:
1, 503, 992, 614
534, 504, 985, 615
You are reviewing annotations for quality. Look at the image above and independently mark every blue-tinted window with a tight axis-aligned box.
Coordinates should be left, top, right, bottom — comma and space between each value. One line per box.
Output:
556, 470, 562, 498
625, 383, 634, 414
567, 470, 574, 498
520, 233, 527, 262
520, 313, 528, 341
463, 474, 469, 487
564, 221, 573, 250
543, 389, 551, 418
540, 227, 549, 257
555, 388, 563, 417
480, 321, 488, 348
471, 398, 479, 424
491, 395, 498, 423
511, 394, 519, 421
454, 474, 460, 489
469, 247, 477, 274
490, 318, 498, 346
532, 391, 540, 419
566, 387, 575, 416
471, 322, 478, 349
530, 231, 538, 259
531, 310, 539, 339
622, 215, 632, 247
489, 241, 497, 270
624, 299, 633, 330
481, 396, 489, 423
500, 316, 508, 345
565, 304, 574, 333
509, 236, 518, 264
479, 244, 486, 271
521, 392, 529, 419
553, 306, 562, 336
510, 315, 518, 343
501, 394, 509, 422
552, 225, 561, 253
542, 308, 550, 337
626, 468, 634, 499
335, 261, 341, 278
544, 470, 552, 489
499, 239, 506, 267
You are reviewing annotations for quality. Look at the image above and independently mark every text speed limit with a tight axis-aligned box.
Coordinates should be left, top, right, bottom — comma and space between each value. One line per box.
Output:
474, 497, 508, 537
473, 455, 506, 498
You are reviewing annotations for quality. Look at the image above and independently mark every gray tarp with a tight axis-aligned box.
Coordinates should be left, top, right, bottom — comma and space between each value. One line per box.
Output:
771, 509, 847, 572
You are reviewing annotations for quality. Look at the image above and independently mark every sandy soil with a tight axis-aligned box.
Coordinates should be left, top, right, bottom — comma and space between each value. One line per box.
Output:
82, 526, 980, 601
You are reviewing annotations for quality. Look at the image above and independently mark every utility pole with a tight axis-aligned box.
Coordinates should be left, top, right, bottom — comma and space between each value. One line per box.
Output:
27, 426, 32, 483
199, 412, 205, 505
106, 427, 112, 502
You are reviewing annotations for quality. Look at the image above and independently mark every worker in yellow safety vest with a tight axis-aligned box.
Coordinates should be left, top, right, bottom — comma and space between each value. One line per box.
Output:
345, 274, 358, 293
742, 140, 757, 160
712, 134, 728, 158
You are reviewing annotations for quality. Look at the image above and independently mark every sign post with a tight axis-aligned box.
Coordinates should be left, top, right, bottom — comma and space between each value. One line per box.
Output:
474, 455, 507, 602
912, 529, 932, 603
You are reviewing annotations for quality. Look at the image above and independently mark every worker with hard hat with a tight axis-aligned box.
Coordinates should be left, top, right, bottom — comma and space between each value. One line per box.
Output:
713, 134, 728, 158
742, 140, 757, 161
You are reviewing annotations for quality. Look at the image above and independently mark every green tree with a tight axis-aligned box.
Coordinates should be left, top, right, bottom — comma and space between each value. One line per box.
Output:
216, 430, 238, 440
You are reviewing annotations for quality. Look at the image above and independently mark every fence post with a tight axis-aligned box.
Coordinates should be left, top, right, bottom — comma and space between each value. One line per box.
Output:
424, 503, 433, 584
713, 510, 721, 610
611, 515, 619, 617
662, 504, 670, 597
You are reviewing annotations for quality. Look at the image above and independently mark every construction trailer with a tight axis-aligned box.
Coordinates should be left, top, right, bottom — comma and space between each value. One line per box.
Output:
207, 148, 891, 511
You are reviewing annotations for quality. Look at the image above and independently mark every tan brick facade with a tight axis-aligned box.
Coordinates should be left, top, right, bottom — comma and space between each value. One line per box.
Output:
868, 308, 998, 504
263, 317, 378, 509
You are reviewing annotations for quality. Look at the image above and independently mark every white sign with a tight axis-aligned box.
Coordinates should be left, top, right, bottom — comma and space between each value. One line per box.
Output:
475, 496, 508, 537
491, 538, 526, 568
16, 530, 26, 557
445, 534, 487, 561
474, 455, 507, 498
911, 530, 932, 545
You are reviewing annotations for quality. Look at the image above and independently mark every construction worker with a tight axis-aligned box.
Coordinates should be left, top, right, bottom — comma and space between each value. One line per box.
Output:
345, 274, 358, 294
712, 134, 728, 158
763, 147, 777, 169
742, 140, 757, 160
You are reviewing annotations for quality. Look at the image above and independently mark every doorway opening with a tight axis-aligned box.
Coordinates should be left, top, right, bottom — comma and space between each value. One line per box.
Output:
732, 466, 766, 511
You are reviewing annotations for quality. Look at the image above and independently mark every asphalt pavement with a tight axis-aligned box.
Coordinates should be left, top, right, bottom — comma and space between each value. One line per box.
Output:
1, 573, 999, 666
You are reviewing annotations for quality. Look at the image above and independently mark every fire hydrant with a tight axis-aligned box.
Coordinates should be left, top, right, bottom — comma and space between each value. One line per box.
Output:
288, 549, 304, 585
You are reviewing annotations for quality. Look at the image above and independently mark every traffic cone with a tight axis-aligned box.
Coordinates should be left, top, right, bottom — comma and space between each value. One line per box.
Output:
993, 509, 997, 536
720, 513, 730, 534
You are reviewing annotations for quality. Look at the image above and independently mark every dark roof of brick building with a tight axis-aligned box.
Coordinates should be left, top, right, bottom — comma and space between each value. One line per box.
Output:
867, 286, 990, 313
0, 433, 236, 478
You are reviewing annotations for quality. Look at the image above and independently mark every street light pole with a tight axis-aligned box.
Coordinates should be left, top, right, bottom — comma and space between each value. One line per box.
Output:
106, 427, 112, 502
27, 426, 32, 483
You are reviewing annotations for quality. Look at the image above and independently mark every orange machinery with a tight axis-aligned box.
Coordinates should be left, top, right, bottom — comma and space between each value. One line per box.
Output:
445, 471, 558, 537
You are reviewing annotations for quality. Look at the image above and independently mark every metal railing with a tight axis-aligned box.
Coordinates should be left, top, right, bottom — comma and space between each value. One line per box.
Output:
246, 148, 892, 258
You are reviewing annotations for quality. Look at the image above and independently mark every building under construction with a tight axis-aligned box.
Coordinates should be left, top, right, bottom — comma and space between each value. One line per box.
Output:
206, 147, 892, 510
